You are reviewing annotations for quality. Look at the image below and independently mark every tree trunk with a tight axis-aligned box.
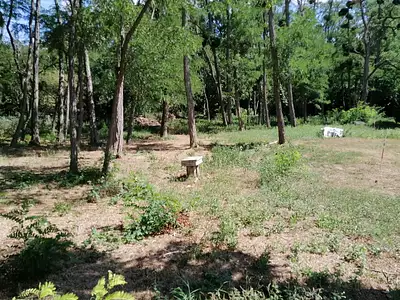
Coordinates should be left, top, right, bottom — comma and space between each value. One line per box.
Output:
284, 0, 297, 127
77, 50, 84, 146
182, 8, 198, 148
57, 51, 65, 143
84, 48, 99, 146
361, 42, 370, 103
234, 69, 244, 131
68, 0, 78, 173
303, 99, 307, 122
204, 87, 210, 121
53, 0, 65, 143
212, 47, 227, 126
225, 5, 233, 125
9, 0, 34, 147
30, 0, 41, 146
64, 80, 70, 138
160, 99, 169, 138
262, 61, 271, 128
287, 80, 296, 127
126, 99, 136, 145
268, 7, 285, 145
360, 0, 370, 103
262, 10, 271, 128
102, 0, 151, 175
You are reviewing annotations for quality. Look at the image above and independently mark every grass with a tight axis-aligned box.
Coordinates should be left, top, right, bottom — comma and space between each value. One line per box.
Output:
2, 122, 400, 299
201, 124, 400, 144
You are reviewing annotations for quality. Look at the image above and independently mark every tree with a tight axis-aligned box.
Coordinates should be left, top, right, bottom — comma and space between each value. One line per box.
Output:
102, 0, 151, 175
182, 6, 198, 148
268, 6, 285, 144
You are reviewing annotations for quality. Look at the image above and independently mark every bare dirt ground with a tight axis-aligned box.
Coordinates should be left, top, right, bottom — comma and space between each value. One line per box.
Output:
1, 135, 399, 299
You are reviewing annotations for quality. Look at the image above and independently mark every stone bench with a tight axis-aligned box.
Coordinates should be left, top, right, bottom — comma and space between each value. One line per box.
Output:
181, 156, 203, 178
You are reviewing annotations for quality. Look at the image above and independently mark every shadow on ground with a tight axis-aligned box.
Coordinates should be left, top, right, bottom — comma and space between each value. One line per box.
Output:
0, 166, 103, 191
0, 238, 395, 299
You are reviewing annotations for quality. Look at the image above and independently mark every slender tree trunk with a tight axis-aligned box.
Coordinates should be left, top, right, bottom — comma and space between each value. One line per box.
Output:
64, 81, 70, 138
360, 0, 370, 103
126, 99, 136, 144
10, 2, 34, 147
268, 7, 285, 145
225, 5, 233, 125
212, 47, 227, 126
160, 99, 169, 138
361, 42, 370, 103
204, 87, 211, 121
262, 62, 271, 128
182, 8, 197, 148
30, 0, 41, 146
84, 48, 99, 146
234, 68, 244, 131
53, 0, 65, 143
284, 0, 297, 127
287, 81, 296, 127
68, 0, 78, 173
102, 0, 151, 175
57, 51, 65, 143
303, 99, 307, 122
77, 50, 84, 146
262, 10, 271, 128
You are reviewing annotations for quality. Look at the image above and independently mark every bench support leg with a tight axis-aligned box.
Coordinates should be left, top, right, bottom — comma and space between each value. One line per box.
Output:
186, 166, 200, 178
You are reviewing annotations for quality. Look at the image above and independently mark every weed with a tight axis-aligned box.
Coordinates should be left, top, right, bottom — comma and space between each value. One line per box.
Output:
0, 202, 73, 279
123, 176, 181, 241
52, 202, 72, 216
259, 146, 301, 186
211, 217, 238, 249
83, 227, 123, 250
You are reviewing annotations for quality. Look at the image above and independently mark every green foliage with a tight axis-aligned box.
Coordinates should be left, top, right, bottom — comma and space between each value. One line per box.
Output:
211, 217, 238, 249
123, 175, 182, 242
53, 202, 72, 216
327, 104, 386, 126
0, 116, 18, 138
0, 202, 73, 279
83, 227, 123, 250
259, 146, 301, 185
13, 271, 133, 300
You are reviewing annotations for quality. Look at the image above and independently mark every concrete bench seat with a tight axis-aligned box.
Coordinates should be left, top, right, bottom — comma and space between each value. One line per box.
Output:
181, 156, 203, 178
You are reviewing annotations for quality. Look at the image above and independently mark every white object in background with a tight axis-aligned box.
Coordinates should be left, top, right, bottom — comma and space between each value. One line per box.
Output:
322, 127, 344, 138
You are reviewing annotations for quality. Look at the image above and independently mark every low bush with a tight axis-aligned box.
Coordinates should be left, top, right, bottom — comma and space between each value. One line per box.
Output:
122, 175, 182, 242
0, 201, 73, 279
326, 104, 385, 126
259, 146, 301, 186
0, 116, 18, 138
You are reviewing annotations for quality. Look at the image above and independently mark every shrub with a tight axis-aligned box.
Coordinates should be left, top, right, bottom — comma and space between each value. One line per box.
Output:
0, 116, 18, 138
0, 202, 73, 279
259, 146, 301, 186
326, 104, 385, 126
13, 271, 134, 300
123, 175, 182, 242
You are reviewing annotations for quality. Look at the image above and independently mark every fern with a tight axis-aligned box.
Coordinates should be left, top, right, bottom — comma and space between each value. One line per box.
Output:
38, 282, 57, 299
107, 270, 127, 290
55, 294, 79, 300
104, 291, 134, 300
92, 277, 108, 300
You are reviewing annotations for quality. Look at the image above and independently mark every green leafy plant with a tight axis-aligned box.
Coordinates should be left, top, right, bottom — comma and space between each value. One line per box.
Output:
53, 202, 72, 216
13, 271, 134, 300
260, 146, 301, 185
211, 217, 238, 249
0, 202, 73, 279
123, 175, 181, 242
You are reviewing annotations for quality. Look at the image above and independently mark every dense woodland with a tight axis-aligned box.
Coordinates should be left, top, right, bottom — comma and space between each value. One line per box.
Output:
1, 0, 400, 174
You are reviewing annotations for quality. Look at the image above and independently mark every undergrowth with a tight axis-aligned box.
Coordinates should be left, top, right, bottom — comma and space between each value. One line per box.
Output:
0, 201, 73, 280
